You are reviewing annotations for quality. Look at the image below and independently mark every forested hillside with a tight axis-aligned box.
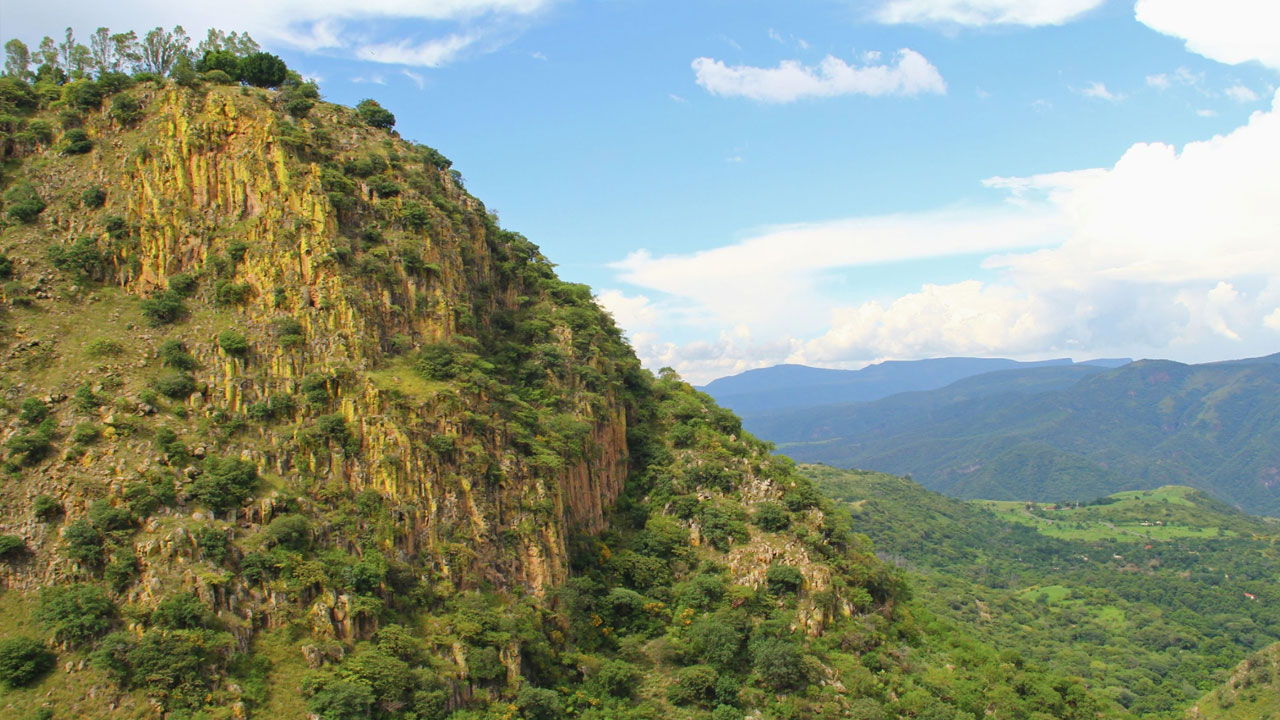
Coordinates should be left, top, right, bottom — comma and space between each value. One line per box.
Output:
751, 358, 1280, 513
807, 465, 1280, 718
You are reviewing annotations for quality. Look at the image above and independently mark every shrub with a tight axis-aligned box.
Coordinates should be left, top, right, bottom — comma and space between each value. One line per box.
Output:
6, 421, 54, 466
37, 584, 116, 646
273, 317, 305, 347
668, 664, 719, 707
202, 69, 234, 85
313, 414, 356, 452
62, 128, 93, 154
154, 371, 196, 399
4, 182, 46, 222
168, 272, 198, 296
73, 383, 100, 411
751, 638, 808, 692
266, 514, 311, 551
81, 186, 108, 208
515, 686, 562, 720
46, 237, 103, 278
88, 499, 134, 532
192, 457, 259, 514
307, 678, 375, 720
400, 201, 430, 230
19, 398, 47, 424
140, 290, 186, 325
0, 254, 11, 280
104, 550, 139, 593
217, 329, 250, 357
596, 659, 640, 698
196, 526, 230, 565
109, 94, 142, 125
0, 534, 26, 559
63, 80, 103, 112
356, 99, 395, 129
466, 646, 504, 682
151, 593, 209, 630
71, 423, 101, 445
752, 502, 791, 532
158, 339, 198, 370
87, 337, 124, 357
97, 71, 135, 95
33, 494, 62, 521
0, 637, 54, 689
213, 279, 251, 305
766, 565, 804, 595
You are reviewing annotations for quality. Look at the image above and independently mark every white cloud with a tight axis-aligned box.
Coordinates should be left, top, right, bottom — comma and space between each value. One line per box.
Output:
1080, 81, 1123, 101
402, 69, 426, 89
596, 290, 660, 333
874, 0, 1105, 26
1196, 108, 1217, 117
1135, 0, 1280, 70
691, 50, 946, 103
1147, 74, 1171, 90
356, 33, 478, 67
614, 90, 1280, 382
5, 0, 553, 67
1226, 84, 1260, 103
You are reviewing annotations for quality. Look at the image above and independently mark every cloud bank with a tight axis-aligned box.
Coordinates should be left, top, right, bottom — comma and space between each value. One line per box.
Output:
874, 0, 1105, 27
607, 90, 1280, 382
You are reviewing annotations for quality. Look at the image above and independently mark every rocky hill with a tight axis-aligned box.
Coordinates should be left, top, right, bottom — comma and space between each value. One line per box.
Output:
0, 59, 1115, 720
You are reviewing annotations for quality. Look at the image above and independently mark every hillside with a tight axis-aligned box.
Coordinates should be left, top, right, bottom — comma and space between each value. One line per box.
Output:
1186, 642, 1280, 719
0, 49, 1121, 720
750, 357, 1280, 513
806, 465, 1280, 718
699, 356, 1126, 414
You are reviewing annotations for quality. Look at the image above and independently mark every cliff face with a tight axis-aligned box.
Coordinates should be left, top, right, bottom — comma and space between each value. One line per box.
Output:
2, 83, 636, 606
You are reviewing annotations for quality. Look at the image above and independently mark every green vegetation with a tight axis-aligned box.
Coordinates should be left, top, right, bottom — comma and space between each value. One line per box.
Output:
808, 464, 1280, 718
0, 637, 54, 688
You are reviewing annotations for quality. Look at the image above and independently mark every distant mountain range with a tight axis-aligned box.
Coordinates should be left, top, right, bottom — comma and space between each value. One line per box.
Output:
704, 354, 1280, 514
697, 356, 1130, 414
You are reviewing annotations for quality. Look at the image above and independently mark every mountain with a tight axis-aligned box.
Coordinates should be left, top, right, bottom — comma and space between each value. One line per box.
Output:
1186, 642, 1280, 719
699, 356, 1129, 414
805, 464, 1280, 718
0, 54, 1123, 720
746, 356, 1280, 513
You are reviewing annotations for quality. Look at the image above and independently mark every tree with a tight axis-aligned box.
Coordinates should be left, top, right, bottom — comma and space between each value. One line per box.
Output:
239, 52, 287, 87
37, 584, 116, 646
4, 39, 31, 80
356, 99, 395, 130
36, 37, 59, 72
138, 26, 190, 75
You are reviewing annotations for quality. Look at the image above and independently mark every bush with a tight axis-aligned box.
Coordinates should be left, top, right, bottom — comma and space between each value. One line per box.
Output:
0, 534, 26, 559
202, 69, 234, 85
63, 80, 103, 112
356, 99, 395, 129
751, 638, 808, 692
516, 686, 563, 720
62, 128, 93, 154
313, 414, 356, 452
0, 637, 54, 689
0, 254, 12, 280
307, 678, 375, 720
158, 339, 198, 370
4, 182, 46, 222
19, 398, 47, 424
37, 584, 116, 646
6, 421, 54, 466
668, 664, 719, 707
266, 514, 311, 551
273, 317, 305, 347
109, 94, 142, 125
213, 279, 251, 305
71, 423, 101, 444
466, 645, 504, 681
752, 502, 791, 532
217, 329, 250, 357
766, 564, 804, 595
81, 186, 108, 208
88, 499, 134, 532
596, 659, 640, 698
151, 593, 209, 630
87, 337, 124, 357
192, 457, 259, 514
104, 549, 139, 593
154, 371, 196, 399
33, 495, 62, 521
140, 290, 186, 325
46, 237, 103, 278
61, 519, 104, 566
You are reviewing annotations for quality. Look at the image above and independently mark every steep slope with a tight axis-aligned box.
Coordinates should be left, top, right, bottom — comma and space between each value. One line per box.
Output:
699, 356, 1121, 414
0, 68, 1112, 720
1186, 643, 1280, 719
756, 358, 1280, 512
806, 465, 1280, 718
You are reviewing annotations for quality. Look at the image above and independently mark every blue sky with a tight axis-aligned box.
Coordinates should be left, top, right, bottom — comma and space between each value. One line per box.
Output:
6, 1, 1279, 382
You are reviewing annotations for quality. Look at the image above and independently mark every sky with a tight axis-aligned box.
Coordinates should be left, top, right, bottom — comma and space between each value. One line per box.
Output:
4, 1, 1279, 383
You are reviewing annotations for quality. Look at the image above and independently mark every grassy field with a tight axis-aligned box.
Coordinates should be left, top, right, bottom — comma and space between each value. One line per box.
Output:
974, 486, 1240, 542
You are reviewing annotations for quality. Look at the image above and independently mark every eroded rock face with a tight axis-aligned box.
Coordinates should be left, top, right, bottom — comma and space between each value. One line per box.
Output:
1, 85, 637, 618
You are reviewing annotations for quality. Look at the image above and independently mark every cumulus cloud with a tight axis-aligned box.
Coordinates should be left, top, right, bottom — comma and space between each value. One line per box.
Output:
691, 50, 946, 103
874, 0, 1105, 26
614, 90, 1280, 382
5, 0, 553, 67
1135, 0, 1280, 70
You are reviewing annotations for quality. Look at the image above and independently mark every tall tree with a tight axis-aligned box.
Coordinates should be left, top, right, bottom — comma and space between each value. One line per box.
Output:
36, 36, 59, 71
89, 28, 115, 75
111, 31, 140, 73
138, 26, 191, 76
3, 39, 31, 80
58, 28, 77, 73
